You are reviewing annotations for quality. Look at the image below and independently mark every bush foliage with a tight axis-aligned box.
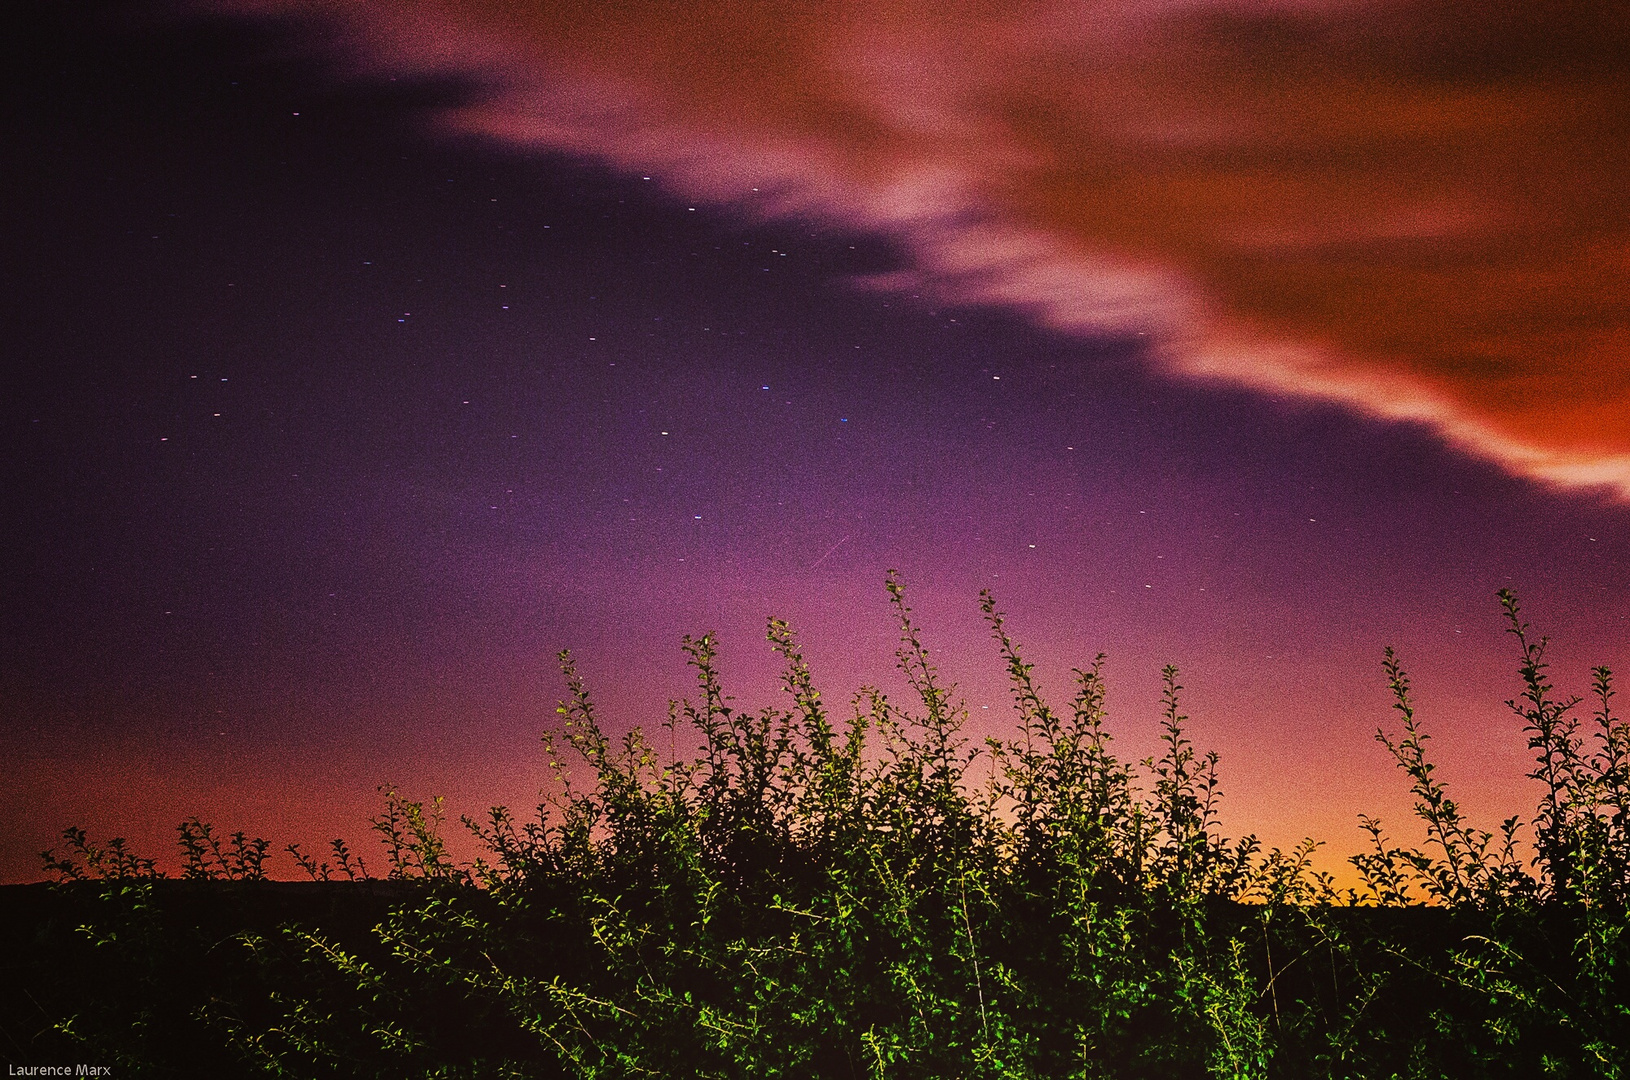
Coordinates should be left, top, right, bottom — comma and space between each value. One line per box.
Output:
11, 579, 1630, 1077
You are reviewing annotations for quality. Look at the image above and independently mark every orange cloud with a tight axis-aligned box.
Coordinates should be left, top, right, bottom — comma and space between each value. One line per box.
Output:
214, 0, 1630, 495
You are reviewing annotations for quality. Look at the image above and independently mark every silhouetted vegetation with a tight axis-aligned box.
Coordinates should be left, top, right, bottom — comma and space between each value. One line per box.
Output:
4, 579, 1627, 1077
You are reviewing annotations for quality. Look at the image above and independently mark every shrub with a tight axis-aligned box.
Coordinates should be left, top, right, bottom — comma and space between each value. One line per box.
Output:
18, 579, 1629, 1078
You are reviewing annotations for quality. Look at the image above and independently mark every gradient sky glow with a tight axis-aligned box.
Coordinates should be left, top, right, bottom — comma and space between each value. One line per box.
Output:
3, 0, 1628, 883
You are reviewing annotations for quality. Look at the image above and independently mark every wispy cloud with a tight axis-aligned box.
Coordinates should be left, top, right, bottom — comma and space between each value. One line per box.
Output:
212, 0, 1630, 496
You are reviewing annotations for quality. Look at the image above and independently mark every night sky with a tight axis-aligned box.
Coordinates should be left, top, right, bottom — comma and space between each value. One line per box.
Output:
4, 0, 1628, 883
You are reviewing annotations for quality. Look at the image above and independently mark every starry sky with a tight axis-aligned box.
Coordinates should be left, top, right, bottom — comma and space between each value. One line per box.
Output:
3, 0, 1628, 882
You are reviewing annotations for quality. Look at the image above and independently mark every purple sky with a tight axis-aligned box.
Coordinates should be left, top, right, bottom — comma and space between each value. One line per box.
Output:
3, 0, 1628, 883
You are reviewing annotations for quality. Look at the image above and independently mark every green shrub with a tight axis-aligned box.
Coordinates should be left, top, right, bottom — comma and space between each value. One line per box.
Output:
16, 579, 1628, 1078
